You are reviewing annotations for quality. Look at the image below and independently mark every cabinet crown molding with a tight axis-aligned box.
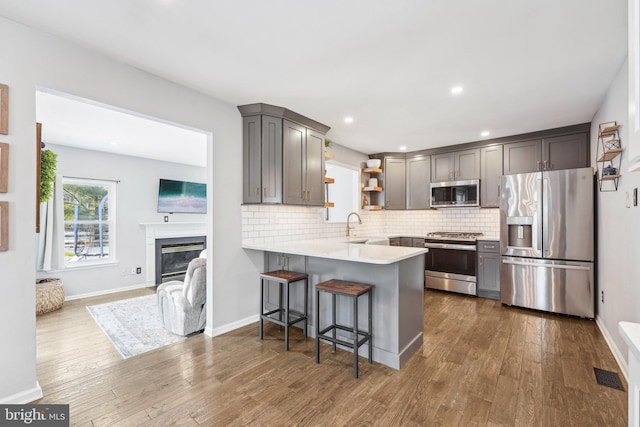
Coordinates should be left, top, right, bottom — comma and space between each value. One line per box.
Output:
237, 103, 330, 134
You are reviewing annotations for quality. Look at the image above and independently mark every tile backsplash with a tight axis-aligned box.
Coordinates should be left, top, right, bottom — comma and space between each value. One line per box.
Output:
241, 205, 500, 245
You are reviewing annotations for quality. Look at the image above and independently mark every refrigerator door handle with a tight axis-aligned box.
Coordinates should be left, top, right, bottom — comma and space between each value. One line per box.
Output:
542, 177, 550, 257
534, 176, 543, 255
502, 258, 591, 271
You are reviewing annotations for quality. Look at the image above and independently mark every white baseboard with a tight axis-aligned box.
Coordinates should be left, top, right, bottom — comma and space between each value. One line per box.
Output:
0, 382, 43, 404
64, 283, 152, 301
205, 314, 259, 337
596, 316, 629, 382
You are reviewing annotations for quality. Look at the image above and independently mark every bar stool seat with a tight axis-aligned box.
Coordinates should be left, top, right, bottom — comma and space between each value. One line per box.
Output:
315, 279, 374, 378
259, 269, 308, 351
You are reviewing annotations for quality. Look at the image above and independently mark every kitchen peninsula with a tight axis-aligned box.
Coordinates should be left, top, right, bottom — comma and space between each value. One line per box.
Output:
243, 238, 428, 369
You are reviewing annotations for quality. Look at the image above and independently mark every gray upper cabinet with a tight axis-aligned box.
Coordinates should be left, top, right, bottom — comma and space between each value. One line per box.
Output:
431, 148, 480, 182
480, 145, 503, 208
456, 149, 480, 180
283, 120, 325, 206
243, 115, 263, 204
305, 129, 325, 206
431, 153, 454, 182
242, 115, 283, 204
504, 133, 589, 175
262, 115, 283, 203
384, 158, 406, 210
283, 120, 306, 205
406, 155, 430, 209
503, 139, 541, 174
543, 133, 588, 171
238, 103, 330, 207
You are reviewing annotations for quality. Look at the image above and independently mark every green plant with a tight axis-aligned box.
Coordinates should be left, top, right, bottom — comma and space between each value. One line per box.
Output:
325, 139, 332, 148
40, 149, 58, 203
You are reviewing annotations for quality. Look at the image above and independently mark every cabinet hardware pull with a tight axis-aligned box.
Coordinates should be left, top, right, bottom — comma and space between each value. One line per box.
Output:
255, 187, 260, 197
485, 245, 496, 249
543, 160, 549, 170
263, 187, 267, 196
536, 161, 541, 171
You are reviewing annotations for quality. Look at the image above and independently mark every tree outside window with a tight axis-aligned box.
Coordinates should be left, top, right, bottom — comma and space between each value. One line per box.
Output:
63, 178, 116, 266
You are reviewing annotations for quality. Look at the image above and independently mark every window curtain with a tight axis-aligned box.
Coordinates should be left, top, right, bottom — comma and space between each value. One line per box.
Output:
36, 176, 63, 271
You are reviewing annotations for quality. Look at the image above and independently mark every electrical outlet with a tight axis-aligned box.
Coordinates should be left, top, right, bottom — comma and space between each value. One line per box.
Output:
601, 290, 604, 304
164, 215, 169, 222
136, 267, 142, 274
130, 267, 136, 275
634, 188, 638, 207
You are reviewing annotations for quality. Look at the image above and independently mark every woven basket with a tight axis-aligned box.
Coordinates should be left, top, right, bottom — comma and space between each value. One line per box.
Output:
36, 278, 64, 315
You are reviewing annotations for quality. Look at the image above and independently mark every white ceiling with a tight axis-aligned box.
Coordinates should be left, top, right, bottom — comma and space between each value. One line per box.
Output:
0, 0, 629, 155
35, 90, 208, 167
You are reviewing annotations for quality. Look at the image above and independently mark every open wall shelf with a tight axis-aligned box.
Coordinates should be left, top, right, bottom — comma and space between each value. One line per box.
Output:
596, 121, 623, 192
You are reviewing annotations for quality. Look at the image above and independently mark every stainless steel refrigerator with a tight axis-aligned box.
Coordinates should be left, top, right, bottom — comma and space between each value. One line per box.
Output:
500, 167, 594, 318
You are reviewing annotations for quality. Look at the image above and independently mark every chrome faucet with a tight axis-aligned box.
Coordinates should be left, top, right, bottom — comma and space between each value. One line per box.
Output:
345, 211, 362, 237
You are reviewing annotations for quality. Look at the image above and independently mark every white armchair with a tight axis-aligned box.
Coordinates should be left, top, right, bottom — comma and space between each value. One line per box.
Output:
157, 257, 207, 336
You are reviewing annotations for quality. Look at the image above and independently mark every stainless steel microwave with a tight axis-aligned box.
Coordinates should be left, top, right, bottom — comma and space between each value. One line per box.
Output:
430, 179, 479, 208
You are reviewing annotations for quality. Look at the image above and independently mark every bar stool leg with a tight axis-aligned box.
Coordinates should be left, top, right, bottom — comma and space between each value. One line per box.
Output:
353, 295, 359, 379
315, 289, 320, 364
331, 293, 337, 352
284, 281, 290, 351
259, 278, 264, 340
368, 289, 373, 364
278, 282, 283, 331
303, 278, 308, 339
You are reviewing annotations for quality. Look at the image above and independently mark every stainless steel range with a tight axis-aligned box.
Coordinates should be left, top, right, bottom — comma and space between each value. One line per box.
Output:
424, 231, 483, 295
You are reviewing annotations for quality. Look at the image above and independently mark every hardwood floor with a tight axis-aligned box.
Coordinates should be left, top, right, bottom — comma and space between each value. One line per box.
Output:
35, 288, 627, 426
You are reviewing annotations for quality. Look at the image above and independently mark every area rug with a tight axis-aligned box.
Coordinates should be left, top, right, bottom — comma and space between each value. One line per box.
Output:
86, 294, 186, 358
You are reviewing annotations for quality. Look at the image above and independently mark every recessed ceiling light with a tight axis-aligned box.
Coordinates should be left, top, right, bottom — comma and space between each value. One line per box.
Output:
344, 117, 353, 123
109, 141, 118, 146
481, 131, 490, 137
451, 86, 463, 95
399, 146, 407, 151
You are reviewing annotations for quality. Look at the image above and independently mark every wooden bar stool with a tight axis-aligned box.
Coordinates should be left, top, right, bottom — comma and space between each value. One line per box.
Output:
259, 269, 308, 351
315, 279, 374, 378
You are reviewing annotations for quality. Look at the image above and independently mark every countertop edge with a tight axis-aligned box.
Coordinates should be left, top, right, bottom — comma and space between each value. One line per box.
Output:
242, 241, 428, 265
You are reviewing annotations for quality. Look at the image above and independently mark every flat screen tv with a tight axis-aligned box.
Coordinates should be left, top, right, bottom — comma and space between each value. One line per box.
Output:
157, 179, 207, 214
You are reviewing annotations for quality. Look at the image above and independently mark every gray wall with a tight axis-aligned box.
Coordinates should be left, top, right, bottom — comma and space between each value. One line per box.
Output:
37, 144, 207, 297
0, 16, 262, 403
590, 58, 640, 376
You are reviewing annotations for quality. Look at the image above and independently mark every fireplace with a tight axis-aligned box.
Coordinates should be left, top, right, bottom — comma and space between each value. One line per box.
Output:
154, 236, 206, 284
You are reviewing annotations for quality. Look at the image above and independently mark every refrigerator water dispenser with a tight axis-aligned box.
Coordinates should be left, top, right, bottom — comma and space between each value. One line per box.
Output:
506, 217, 533, 248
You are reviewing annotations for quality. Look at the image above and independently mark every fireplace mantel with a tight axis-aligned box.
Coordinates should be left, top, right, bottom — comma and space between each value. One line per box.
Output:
141, 222, 207, 285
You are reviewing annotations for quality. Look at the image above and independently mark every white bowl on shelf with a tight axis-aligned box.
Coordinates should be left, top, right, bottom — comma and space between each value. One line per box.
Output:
366, 159, 381, 168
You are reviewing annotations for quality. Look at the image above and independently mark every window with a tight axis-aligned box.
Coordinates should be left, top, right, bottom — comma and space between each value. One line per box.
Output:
63, 178, 116, 266
325, 161, 360, 223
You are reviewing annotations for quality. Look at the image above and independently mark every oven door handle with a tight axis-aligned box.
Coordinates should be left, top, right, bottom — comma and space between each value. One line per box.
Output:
424, 242, 476, 251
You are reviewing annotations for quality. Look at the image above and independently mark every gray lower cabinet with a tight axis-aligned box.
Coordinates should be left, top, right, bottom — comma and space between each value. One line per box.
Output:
477, 240, 500, 300
406, 155, 430, 209
242, 115, 283, 204
503, 133, 589, 175
384, 158, 406, 209
431, 148, 480, 182
480, 145, 503, 208
283, 120, 325, 206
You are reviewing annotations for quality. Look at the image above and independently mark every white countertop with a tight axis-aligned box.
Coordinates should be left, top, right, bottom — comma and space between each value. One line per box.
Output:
619, 321, 640, 361
242, 237, 428, 265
